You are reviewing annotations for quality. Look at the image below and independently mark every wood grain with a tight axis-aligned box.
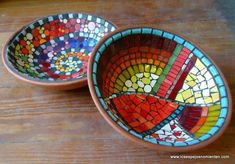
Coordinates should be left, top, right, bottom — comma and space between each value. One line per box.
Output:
0, 0, 234, 163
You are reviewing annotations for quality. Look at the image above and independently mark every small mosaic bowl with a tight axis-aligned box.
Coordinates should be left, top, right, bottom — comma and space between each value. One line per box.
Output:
88, 27, 232, 151
2, 13, 116, 90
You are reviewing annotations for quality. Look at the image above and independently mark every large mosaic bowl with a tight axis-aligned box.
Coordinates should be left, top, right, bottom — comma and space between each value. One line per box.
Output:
88, 27, 232, 151
3, 13, 116, 90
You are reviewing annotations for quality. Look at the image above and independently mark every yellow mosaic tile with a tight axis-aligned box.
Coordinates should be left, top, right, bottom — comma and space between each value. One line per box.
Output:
122, 70, 130, 79
204, 97, 213, 104
186, 74, 193, 81
181, 89, 192, 100
206, 117, 219, 122
156, 68, 163, 75
127, 67, 135, 76
116, 79, 124, 86
123, 86, 127, 92
114, 84, 122, 91
145, 64, 151, 72
189, 73, 197, 80
150, 65, 157, 73
144, 72, 150, 78
195, 92, 202, 98
131, 76, 137, 83
142, 77, 151, 85
118, 74, 126, 83
133, 65, 139, 73
132, 83, 138, 89
137, 88, 144, 92
208, 111, 220, 117
209, 105, 221, 112
186, 96, 195, 103
203, 121, 217, 126
138, 64, 144, 72
187, 80, 196, 87
175, 94, 184, 102
211, 93, 220, 102
16, 45, 21, 50
195, 59, 205, 69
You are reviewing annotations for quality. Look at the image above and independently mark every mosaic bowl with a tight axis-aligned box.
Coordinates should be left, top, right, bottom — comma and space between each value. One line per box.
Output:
88, 27, 232, 151
2, 13, 116, 90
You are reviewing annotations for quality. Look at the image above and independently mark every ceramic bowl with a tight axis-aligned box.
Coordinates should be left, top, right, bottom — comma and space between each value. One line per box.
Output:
2, 13, 116, 90
88, 27, 232, 151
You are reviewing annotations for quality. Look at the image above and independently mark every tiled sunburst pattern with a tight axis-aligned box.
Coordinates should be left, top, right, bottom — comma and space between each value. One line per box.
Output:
6, 13, 116, 81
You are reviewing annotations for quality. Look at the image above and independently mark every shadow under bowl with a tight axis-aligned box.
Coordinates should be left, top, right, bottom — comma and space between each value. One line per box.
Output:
3, 13, 116, 90
88, 27, 232, 151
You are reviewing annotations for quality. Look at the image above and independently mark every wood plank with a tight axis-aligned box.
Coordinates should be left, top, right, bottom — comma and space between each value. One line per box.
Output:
0, 0, 234, 163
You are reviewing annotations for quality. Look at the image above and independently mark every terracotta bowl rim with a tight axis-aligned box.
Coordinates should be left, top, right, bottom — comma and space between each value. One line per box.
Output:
88, 26, 232, 152
2, 13, 118, 87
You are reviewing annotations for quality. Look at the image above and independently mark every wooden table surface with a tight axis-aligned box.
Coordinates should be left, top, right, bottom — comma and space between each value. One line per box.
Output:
0, 0, 234, 163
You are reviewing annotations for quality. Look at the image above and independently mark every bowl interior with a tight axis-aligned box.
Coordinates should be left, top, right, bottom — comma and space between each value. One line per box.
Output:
91, 28, 230, 148
5, 13, 116, 82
